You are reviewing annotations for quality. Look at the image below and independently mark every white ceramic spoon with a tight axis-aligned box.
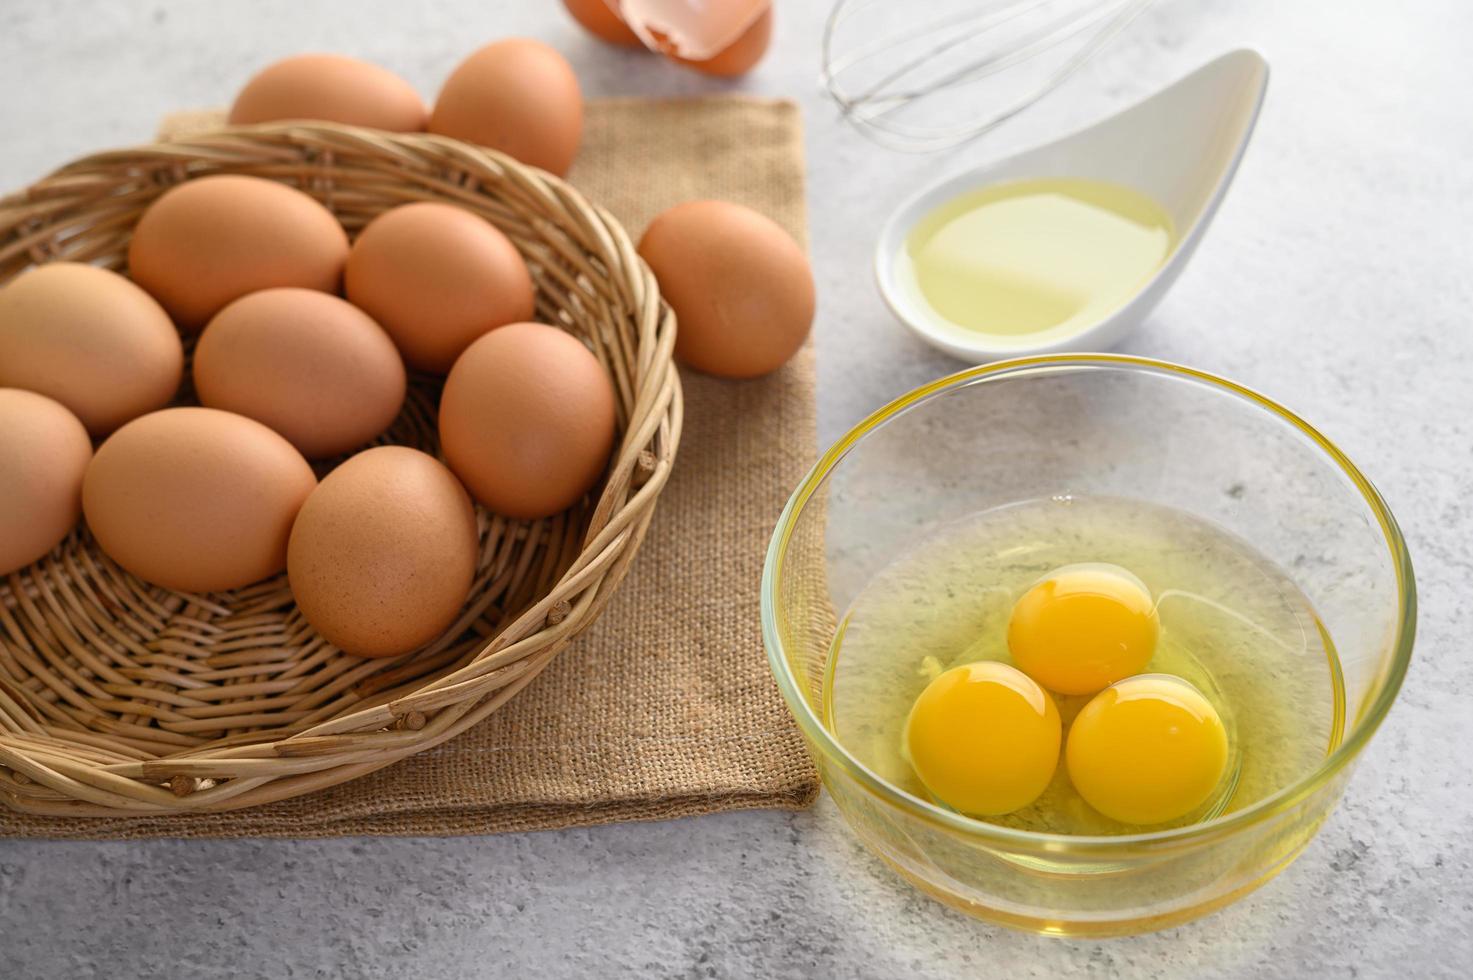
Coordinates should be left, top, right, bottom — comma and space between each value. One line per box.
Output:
874, 49, 1270, 363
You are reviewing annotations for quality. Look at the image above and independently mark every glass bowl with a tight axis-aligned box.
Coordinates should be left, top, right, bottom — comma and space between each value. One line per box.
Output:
761, 354, 1414, 937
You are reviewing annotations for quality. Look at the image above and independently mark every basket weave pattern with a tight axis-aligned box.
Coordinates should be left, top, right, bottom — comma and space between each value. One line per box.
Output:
0, 123, 681, 816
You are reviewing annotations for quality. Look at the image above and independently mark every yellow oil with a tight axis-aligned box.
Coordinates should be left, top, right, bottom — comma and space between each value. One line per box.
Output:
899, 177, 1175, 340
824, 495, 1345, 836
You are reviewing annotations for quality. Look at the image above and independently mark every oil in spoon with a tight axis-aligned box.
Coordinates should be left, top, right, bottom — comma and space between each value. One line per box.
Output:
898, 177, 1175, 341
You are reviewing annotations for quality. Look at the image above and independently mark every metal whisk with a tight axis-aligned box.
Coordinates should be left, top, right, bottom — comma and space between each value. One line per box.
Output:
821, 0, 1156, 153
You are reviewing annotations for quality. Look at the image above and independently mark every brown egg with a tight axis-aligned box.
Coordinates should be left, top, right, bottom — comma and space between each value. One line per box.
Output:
563, 0, 644, 48
229, 53, 428, 131
674, 8, 772, 76
0, 389, 92, 575
638, 200, 813, 378
128, 175, 350, 331
344, 202, 534, 374
440, 323, 616, 520
83, 408, 316, 593
287, 446, 478, 658
194, 289, 406, 459
0, 262, 183, 436
429, 39, 583, 176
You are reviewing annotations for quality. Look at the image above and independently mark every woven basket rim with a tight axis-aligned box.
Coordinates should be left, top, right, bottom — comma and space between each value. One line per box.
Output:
0, 121, 683, 817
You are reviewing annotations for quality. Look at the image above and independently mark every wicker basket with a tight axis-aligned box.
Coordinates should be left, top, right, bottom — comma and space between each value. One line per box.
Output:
0, 123, 681, 817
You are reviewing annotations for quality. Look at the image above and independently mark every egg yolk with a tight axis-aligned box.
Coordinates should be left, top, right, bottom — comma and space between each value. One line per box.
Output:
1065, 673, 1229, 825
904, 661, 1061, 816
1007, 563, 1159, 695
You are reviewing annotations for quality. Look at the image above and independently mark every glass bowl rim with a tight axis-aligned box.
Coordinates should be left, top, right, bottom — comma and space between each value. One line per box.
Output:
760, 353, 1416, 852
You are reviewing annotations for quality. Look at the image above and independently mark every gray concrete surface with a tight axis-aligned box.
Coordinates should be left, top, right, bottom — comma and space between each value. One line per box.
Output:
2, 1, 1470, 977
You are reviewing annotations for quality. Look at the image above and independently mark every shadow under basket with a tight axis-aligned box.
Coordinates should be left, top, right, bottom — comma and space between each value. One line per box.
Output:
0, 122, 682, 817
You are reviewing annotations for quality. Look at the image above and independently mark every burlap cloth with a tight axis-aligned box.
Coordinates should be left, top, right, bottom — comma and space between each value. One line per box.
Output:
0, 96, 820, 839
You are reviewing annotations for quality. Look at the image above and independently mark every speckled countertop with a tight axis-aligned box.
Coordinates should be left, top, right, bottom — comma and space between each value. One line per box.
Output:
2, 2, 1469, 977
